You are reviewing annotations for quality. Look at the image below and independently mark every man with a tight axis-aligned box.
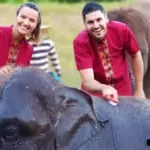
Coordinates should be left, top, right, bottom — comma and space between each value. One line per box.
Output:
73, 2, 145, 102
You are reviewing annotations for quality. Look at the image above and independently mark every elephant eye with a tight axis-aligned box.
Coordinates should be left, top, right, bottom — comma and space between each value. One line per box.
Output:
66, 99, 78, 106
3, 125, 20, 141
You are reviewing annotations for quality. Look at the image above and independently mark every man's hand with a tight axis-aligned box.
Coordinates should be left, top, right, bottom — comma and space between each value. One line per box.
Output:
134, 89, 146, 99
0, 65, 14, 75
101, 85, 119, 103
79, 69, 119, 103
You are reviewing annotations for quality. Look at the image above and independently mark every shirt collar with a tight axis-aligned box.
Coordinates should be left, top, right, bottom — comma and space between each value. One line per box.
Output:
10, 25, 26, 48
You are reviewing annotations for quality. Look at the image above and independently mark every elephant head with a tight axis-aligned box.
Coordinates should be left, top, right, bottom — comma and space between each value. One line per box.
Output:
0, 67, 150, 150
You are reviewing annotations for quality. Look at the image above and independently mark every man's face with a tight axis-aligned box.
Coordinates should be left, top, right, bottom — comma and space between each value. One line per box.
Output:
84, 10, 107, 41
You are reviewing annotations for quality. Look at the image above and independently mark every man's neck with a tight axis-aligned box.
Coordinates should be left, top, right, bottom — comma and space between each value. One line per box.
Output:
93, 36, 105, 44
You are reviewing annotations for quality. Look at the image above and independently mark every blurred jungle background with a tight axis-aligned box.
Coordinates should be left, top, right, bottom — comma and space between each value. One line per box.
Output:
0, 0, 146, 87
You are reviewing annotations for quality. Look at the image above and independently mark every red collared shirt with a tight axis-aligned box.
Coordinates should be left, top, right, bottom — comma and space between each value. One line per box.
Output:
0, 26, 33, 67
73, 21, 139, 96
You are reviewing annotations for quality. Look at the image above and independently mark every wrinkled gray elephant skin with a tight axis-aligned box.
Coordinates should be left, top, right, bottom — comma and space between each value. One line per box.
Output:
55, 88, 150, 150
0, 68, 62, 150
0, 68, 150, 150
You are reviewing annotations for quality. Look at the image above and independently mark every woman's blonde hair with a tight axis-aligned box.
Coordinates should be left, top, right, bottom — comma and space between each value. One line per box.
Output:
16, 2, 41, 42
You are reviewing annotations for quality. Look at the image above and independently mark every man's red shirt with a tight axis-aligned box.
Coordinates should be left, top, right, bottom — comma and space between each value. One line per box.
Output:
0, 26, 33, 67
73, 21, 139, 96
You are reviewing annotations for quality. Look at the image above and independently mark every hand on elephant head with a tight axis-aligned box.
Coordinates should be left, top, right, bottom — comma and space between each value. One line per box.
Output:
54, 86, 150, 150
0, 65, 14, 75
1, 67, 150, 150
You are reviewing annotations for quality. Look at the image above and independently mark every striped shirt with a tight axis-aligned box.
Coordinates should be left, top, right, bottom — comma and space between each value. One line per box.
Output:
30, 39, 62, 77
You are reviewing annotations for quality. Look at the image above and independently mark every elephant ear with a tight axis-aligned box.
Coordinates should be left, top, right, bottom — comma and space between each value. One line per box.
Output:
54, 86, 109, 123
91, 96, 110, 123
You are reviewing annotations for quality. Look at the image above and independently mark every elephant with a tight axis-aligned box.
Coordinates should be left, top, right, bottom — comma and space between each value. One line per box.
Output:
107, 8, 150, 74
107, 8, 150, 97
1, 67, 150, 149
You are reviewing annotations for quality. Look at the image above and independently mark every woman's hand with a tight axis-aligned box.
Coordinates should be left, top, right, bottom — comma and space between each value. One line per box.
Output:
0, 65, 14, 75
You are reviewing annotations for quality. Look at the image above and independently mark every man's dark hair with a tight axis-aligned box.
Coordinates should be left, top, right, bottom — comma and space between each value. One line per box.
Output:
82, 1, 105, 20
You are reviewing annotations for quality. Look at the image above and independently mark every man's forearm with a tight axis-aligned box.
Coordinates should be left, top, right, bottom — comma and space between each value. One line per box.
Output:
131, 52, 144, 90
82, 79, 106, 93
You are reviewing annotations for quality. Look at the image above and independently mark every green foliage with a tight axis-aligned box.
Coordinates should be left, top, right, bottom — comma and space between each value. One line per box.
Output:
0, 0, 127, 3
0, 0, 28, 3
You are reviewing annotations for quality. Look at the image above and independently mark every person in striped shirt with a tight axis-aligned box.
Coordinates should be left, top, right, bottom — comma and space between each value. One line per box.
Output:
29, 24, 62, 81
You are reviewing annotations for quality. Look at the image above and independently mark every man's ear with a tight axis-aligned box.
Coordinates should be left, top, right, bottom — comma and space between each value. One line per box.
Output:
105, 13, 109, 23
54, 86, 109, 123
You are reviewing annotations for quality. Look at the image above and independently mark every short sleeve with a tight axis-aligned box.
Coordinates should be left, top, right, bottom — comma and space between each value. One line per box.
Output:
124, 25, 140, 55
73, 39, 93, 70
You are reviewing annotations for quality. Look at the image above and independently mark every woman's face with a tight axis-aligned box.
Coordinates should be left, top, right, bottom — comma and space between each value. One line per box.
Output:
15, 6, 39, 36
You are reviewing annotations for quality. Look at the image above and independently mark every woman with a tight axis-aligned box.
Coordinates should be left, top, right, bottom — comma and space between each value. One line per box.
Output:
0, 2, 41, 75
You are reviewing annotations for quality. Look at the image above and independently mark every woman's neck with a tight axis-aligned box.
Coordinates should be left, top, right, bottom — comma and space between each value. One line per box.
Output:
12, 26, 24, 46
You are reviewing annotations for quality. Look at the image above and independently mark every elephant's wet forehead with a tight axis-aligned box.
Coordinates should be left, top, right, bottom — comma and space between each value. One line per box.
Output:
90, 96, 150, 133
0, 71, 56, 125
118, 97, 150, 117
109, 98, 150, 149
